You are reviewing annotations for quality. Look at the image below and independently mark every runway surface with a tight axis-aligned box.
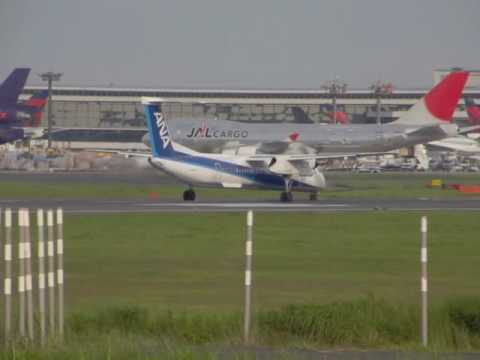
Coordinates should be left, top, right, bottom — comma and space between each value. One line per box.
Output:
0, 198, 479, 214
0, 170, 479, 213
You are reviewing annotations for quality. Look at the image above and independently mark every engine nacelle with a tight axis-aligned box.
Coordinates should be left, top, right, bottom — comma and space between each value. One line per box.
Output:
294, 168, 327, 189
268, 156, 316, 176
268, 157, 291, 175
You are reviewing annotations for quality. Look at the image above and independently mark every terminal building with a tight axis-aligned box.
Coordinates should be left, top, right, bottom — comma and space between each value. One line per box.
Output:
20, 69, 480, 149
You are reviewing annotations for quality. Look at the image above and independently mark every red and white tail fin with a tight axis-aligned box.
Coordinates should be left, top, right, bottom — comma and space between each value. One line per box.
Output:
393, 71, 469, 126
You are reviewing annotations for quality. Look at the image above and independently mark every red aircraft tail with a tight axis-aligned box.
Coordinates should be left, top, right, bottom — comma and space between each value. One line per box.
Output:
465, 98, 480, 125
394, 71, 469, 126
22, 90, 48, 127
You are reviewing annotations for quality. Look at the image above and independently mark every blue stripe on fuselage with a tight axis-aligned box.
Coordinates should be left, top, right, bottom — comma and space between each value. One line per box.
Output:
158, 151, 315, 190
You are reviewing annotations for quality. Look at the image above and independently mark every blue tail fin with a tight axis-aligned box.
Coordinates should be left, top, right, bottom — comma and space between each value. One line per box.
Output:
0, 68, 31, 105
143, 101, 175, 158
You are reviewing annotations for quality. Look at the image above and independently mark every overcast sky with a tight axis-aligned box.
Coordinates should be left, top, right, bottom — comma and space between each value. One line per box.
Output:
1, 0, 479, 89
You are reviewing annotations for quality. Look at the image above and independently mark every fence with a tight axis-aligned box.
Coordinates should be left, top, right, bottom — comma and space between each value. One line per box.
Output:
242, 211, 429, 347
1, 207, 430, 346
2, 208, 65, 345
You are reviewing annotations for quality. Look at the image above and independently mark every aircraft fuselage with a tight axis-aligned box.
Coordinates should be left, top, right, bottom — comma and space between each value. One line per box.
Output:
149, 152, 326, 192
164, 118, 457, 154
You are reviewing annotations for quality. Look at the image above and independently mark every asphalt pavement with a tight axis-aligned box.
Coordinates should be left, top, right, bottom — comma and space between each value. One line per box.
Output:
0, 197, 478, 214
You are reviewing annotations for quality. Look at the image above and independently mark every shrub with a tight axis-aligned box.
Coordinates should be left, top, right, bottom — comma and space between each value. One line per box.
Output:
447, 298, 480, 335
258, 294, 418, 347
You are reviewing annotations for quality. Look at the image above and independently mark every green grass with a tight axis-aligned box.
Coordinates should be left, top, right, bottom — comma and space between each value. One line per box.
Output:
2, 211, 480, 356
323, 172, 480, 199
61, 211, 480, 311
1, 172, 480, 199
4, 298, 480, 357
67, 298, 480, 349
0, 335, 226, 360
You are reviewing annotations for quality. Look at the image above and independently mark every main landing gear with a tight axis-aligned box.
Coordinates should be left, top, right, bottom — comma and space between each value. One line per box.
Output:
309, 192, 318, 201
280, 191, 293, 202
183, 188, 196, 201
280, 177, 293, 202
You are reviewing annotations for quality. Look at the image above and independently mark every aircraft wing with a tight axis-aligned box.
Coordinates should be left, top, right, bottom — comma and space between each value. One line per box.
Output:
89, 149, 150, 158
427, 136, 480, 153
247, 151, 391, 162
100, 147, 391, 162
282, 151, 393, 161
246, 151, 392, 176
404, 124, 457, 139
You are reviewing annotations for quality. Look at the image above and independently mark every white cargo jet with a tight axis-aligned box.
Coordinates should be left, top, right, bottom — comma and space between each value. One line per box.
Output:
159, 71, 471, 156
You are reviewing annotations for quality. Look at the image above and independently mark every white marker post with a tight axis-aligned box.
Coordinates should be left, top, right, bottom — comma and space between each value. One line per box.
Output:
18, 209, 26, 338
3, 209, 11, 344
244, 210, 254, 344
24, 210, 34, 342
56, 208, 64, 341
37, 209, 47, 346
47, 209, 56, 336
421, 216, 428, 347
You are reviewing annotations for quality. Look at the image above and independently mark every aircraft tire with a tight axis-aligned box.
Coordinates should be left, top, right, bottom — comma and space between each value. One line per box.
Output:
280, 192, 293, 202
183, 189, 196, 201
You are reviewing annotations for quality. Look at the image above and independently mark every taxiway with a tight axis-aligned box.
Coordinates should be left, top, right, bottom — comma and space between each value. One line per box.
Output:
0, 198, 478, 214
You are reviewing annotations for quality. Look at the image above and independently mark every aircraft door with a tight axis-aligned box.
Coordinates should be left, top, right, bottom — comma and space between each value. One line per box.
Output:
214, 162, 223, 184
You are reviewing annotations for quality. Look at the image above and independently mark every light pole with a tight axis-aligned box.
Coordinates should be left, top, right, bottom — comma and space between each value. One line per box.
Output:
322, 78, 347, 124
370, 81, 393, 125
39, 72, 62, 148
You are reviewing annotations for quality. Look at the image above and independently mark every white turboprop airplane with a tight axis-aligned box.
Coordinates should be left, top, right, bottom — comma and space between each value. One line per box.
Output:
137, 99, 393, 202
